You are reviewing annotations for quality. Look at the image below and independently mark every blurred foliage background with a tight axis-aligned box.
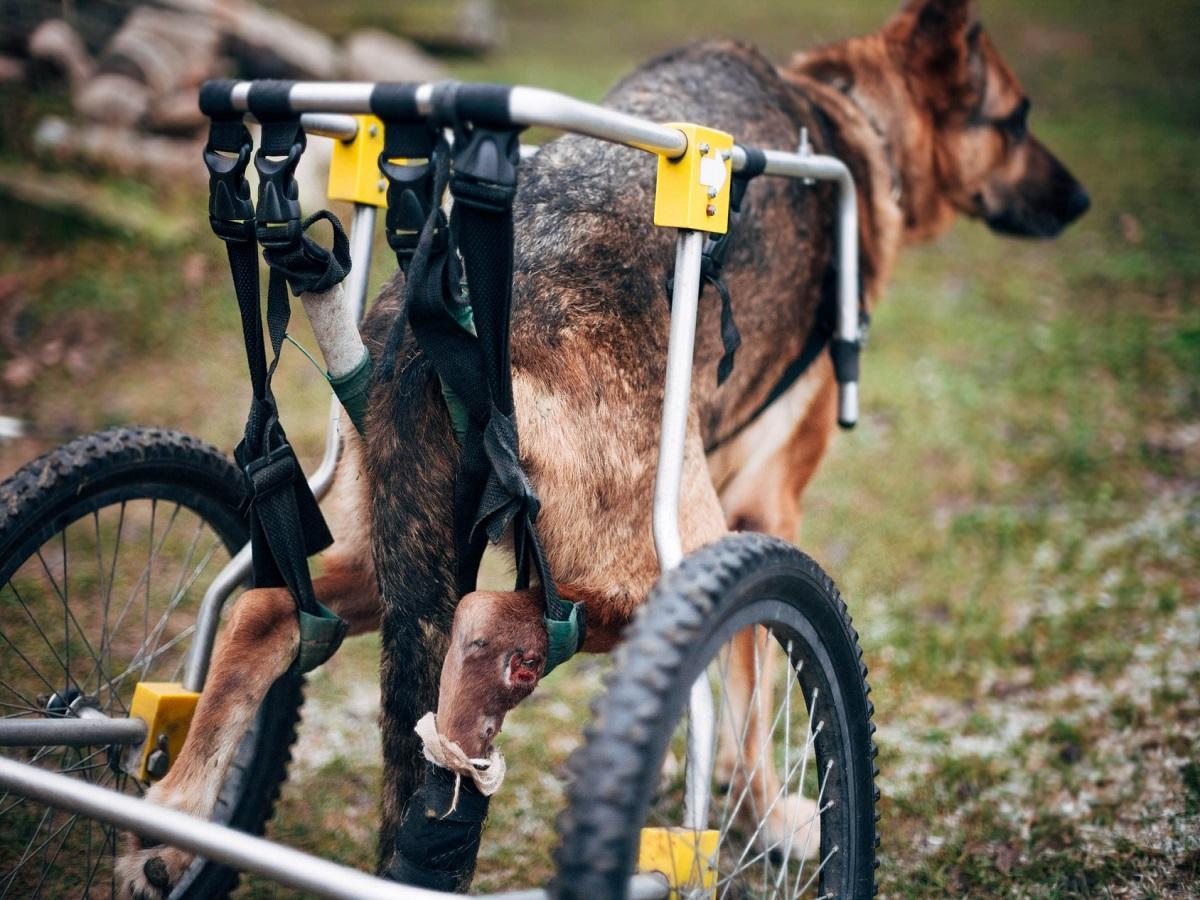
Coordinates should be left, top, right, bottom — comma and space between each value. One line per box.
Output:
0, 0, 1197, 895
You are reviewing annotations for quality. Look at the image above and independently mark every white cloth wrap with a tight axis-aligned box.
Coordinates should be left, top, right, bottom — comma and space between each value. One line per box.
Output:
414, 711, 506, 800
298, 282, 366, 378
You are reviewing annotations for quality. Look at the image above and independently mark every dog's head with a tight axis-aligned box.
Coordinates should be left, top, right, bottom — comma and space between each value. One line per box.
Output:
888, 0, 1089, 238
798, 0, 1089, 240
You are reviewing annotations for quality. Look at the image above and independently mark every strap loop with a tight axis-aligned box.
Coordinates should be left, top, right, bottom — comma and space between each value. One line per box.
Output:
379, 121, 439, 272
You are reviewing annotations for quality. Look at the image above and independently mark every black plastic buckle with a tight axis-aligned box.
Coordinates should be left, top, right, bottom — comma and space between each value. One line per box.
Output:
380, 154, 439, 263
243, 443, 300, 503
204, 139, 255, 243
254, 141, 304, 249
449, 126, 521, 212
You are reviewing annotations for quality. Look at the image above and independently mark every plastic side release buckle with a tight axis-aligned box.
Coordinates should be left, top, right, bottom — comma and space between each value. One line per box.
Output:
327, 114, 388, 208
254, 141, 305, 248
637, 827, 719, 899
124, 682, 200, 782
654, 123, 734, 234
380, 157, 437, 260
450, 126, 521, 212
204, 141, 255, 243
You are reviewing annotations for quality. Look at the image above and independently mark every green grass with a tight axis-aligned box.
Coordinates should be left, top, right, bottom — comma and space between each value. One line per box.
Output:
2, 0, 1198, 895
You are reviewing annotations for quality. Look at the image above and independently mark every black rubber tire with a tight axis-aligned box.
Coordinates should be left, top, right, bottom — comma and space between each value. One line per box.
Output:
0, 427, 304, 900
552, 533, 878, 899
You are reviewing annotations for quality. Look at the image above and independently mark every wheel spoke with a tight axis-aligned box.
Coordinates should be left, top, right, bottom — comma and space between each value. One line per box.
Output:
5, 581, 82, 699
35, 538, 128, 715
0, 432, 259, 899
118, 533, 220, 690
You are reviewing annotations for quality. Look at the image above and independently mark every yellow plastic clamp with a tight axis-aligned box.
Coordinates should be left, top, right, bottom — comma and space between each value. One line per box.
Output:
653, 123, 734, 234
327, 114, 388, 208
127, 681, 200, 782
637, 827, 720, 899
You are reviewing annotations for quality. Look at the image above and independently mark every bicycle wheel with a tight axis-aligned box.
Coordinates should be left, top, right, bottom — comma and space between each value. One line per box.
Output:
553, 533, 877, 899
0, 427, 304, 899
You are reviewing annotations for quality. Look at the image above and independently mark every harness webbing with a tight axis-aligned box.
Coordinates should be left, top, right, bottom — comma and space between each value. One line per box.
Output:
373, 85, 584, 672
706, 113, 869, 451
667, 146, 768, 386
200, 79, 350, 674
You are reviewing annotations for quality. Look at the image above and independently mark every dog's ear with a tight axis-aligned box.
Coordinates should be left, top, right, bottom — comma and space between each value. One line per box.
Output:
889, 0, 983, 111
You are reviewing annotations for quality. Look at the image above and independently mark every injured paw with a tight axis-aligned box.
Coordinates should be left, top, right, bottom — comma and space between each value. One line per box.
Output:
435, 589, 548, 759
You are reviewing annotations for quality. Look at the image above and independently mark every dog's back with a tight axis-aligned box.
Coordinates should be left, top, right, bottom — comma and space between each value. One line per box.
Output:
507, 42, 837, 444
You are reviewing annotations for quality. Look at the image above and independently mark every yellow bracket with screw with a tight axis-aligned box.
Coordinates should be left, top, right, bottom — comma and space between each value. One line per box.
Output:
126, 682, 200, 782
653, 123, 734, 234
637, 826, 720, 898
327, 114, 388, 208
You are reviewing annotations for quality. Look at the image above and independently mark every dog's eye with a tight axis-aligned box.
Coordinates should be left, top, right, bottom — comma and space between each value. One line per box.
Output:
997, 98, 1030, 142
971, 97, 1030, 144
470, 638, 489, 649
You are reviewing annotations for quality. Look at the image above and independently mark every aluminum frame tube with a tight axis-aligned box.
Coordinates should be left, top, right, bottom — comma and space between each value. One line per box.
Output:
491, 874, 669, 900
0, 715, 146, 748
184, 202, 377, 693
506, 86, 686, 157
298, 113, 358, 142
0, 755, 444, 899
654, 231, 718, 833
755, 147, 860, 427
652, 229, 705, 573
226, 81, 689, 160
0, 755, 669, 899
683, 675, 716, 831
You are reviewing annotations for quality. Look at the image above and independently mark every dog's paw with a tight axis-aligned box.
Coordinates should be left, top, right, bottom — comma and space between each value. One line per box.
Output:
115, 837, 196, 900
760, 790, 820, 864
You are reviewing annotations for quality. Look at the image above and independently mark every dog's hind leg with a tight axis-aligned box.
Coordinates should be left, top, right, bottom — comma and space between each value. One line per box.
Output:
712, 364, 838, 862
312, 428, 383, 636
383, 587, 547, 892
115, 585, 299, 898
116, 433, 380, 899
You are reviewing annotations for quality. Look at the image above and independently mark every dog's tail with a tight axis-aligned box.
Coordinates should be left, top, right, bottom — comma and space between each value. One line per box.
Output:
361, 344, 463, 865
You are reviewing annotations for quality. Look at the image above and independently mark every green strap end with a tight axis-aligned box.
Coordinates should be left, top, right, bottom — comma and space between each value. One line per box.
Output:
293, 600, 349, 674
328, 351, 372, 437
543, 603, 584, 676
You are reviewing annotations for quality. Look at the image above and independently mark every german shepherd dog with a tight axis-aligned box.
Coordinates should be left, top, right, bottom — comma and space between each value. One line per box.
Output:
117, 0, 1088, 894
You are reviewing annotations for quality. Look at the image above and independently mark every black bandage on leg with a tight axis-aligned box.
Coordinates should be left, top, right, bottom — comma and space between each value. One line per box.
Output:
385, 763, 490, 892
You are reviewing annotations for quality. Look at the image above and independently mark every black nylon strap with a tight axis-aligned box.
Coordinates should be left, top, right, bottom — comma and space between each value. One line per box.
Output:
666, 157, 763, 386
387, 115, 583, 663
203, 107, 344, 630
449, 123, 575, 630
378, 133, 471, 386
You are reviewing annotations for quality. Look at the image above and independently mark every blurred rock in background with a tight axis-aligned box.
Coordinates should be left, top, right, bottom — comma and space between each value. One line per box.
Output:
3, 0, 480, 190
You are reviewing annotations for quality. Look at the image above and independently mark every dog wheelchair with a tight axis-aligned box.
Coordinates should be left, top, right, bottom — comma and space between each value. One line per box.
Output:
0, 79, 876, 898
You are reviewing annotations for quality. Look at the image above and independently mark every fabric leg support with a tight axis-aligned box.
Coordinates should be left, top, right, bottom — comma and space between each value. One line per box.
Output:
384, 762, 491, 893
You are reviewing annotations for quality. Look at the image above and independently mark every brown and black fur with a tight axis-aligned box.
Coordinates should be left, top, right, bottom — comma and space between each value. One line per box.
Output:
118, 1, 1088, 894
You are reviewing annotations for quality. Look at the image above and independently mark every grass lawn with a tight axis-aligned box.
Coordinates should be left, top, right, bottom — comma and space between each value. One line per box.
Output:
1, 0, 1196, 896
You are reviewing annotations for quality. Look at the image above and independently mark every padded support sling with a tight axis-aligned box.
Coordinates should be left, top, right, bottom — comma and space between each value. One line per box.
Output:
200, 79, 350, 674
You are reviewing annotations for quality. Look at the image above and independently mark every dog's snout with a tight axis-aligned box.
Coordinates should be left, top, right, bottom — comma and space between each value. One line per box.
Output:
1063, 183, 1090, 224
